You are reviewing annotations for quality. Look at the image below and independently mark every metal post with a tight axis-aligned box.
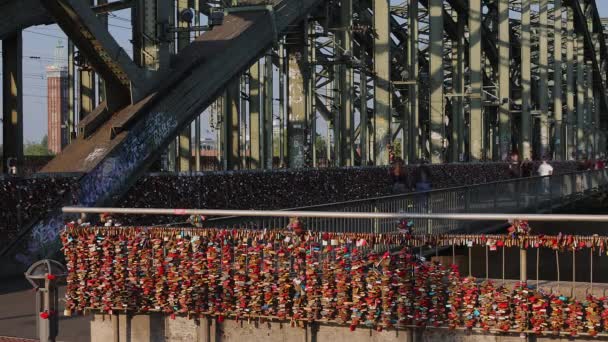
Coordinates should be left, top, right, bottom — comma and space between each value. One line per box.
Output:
429, 0, 444, 164
308, 21, 317, 167
373, 0, 391, 165
469, 0, 483, 161
340, 0, 354, 166
408, 0, 419, 163
520, 247, 527, 283
521, 0, 531, 161
539, 0, 549, 158
250, 60, 262, 169
2, 31, 23, 176
576, 36, 585, 158
554, 0, 564, 160
286, 23, 308, 169
498, 0, 510, 161
566, 7, 575, 160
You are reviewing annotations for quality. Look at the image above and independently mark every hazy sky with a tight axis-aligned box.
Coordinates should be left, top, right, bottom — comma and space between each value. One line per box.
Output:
1, 4, 608, 143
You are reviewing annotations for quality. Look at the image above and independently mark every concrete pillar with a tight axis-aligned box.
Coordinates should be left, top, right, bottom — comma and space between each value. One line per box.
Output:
286, 24, 308, 169
539, 0, 549, 158
521, 0, 531, 160
429, 0, 444, 164
498, 0, 510, 161
222, 80, 241, 170
576, 36, 585, 158
553, 0, 564, 160
373, 0, 391, 165
469, 0, 483, 161
408, 0, 420, 163
565, 7, 575, 160
249, 61, 261, 169
262, 53, 274, 169
340, 0, 354, 166
2, 32, 23, 175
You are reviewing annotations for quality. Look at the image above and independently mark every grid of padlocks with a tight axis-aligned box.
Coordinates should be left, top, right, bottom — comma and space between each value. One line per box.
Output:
61, 226, 608, 335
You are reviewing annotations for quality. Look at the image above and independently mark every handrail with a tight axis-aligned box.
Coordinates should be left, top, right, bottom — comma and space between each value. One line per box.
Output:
61, 206, 608, 222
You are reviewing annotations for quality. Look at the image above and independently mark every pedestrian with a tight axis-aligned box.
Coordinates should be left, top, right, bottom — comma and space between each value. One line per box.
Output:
415, 160, 432, 192
508, 151, 522, 179
537, 157, 554, 194
389, 158, 409, 193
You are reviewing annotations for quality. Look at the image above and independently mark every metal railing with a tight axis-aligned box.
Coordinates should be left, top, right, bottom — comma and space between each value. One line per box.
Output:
191, 169, 608, 233
63, 169, 608, 235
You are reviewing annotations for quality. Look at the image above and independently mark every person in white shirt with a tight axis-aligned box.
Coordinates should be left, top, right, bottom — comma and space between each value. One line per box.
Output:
538, 159, 553, 194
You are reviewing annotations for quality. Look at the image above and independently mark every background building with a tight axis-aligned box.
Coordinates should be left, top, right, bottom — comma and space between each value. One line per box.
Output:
46, 64, 68, 154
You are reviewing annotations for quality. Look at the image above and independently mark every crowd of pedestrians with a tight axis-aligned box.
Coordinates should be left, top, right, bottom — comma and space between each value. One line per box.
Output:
0, 160, 588, 242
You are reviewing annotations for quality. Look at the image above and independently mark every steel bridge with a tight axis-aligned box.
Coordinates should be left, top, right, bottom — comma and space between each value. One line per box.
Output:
2, 0, 608, 258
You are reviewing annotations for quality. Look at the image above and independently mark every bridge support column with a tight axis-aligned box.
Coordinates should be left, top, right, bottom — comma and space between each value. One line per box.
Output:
67, 40, 76, 142
429, 0, 444, 164
498, 0, 510, 161
222, 81, 241, 170
469, 0, 483, 161
520, 0, 531, 161
539, 0, 549, 158
178, 0, 192, 172
340, 0, 354, 166
286, 24, 309, 169
373, 0, 391, 166
566, 7, 575, 160
250, 61, 261, 169
451, 13, 465, 163
262, 53, 274, 169
408, 0, 419, 163
587, 60, 594, 158
2, 32, 23, 175
554, 0, 564, 161
576, 36, 585, 159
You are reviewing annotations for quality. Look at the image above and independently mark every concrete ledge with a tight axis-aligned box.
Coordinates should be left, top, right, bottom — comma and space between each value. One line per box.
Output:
91, 310, 608, 342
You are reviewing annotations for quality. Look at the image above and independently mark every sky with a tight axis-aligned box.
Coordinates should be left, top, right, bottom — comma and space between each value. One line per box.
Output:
1, 3, 608, 144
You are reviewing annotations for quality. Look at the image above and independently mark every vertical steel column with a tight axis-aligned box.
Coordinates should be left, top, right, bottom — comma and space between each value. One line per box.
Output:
250, 61, 261, 169
2, 32, 23, 175
539, 0, 549, 158
498, 0, 510, 161
408, 0, 419, 163
586, 60, 594, 157
565, 7, 575, 160
553, 0, 564, 160
67, 40, 75, 143
78, 0, 96, 120
576, 36, 585, 158
521, 0, 532, 160
451, 13, 465, 163
97, 0, 108, 104
262, 53, 274, 169
177, 0, 192, 172
286, 24, 308, 169
223, 80, 241, 170
469, 0, 483, 161
193, 0, 201, 172
373, 0, 391, 165
279, 41, 286, 167
429, 0, 444, 164
309, 22, 317, 167
360, 49, 368, 165
340, 0, 354, 166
